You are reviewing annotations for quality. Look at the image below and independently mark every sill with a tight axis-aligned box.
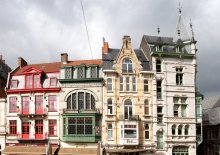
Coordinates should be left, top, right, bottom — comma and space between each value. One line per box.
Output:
157, 123, 165, 126
144, 91, 149, 94
8, 134, 17, 136
9, 111, 17, 113
48, 110, 58, 112
108, 139, 114, 141
106, 114, 116, 116
107, 91, 113, 93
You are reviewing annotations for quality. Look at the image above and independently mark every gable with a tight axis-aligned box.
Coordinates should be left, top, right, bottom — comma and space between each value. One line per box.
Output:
22, 67, 43, 74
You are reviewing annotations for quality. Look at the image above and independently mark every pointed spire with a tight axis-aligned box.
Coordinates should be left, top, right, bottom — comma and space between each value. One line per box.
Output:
174, 3, 190, 42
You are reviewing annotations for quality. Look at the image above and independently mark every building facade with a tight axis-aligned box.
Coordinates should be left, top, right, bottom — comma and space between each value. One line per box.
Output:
200, 96, 220, 155
58, 53, 103, 154
140, 10, 197, 155
0, 55, 11, 154
4, 57, 61, 154
102, 36, 155, 155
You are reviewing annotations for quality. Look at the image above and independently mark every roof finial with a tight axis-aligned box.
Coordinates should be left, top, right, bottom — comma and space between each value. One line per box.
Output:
177, 29, 180, 37
157, 25, 160, 36
178, 2, 182, 15
190, 19, 195, 41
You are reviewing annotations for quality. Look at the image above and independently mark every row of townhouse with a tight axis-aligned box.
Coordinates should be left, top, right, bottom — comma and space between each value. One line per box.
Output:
1, 10, 199, 155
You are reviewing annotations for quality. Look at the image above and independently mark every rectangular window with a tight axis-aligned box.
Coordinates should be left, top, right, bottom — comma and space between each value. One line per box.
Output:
144, 100, 149, 115
157, 107, 163, 124
90, 67, 97, 78
145, 124, 149, 139
107, 78, 112, 91
123, 125, 137, 138
108, 124, 113, 140
49, 120, 57, 136
132, 77, 136, 91
50, 77, 57, 86
11, 80, 18, 88
68, 117, 93, 135
144, 80, 148, 92
22, 96, 29, 114
65, 67, 72, 79
48, 95, 57, 112
26, 75, 33, 88
26, 74, 40, 88
126, 77, 130, 91
176, 67, 183, 85
120, 77, 123, 91
77, 67, 84, 79
181, 105, 187, 117
9, 120, 17, 135
35, 95, 43, 114
22, 120, 30, 136
9, 97, 17, 113
174, 104, 179, 117
157, 80, 162, 99
35, 120, 43, 139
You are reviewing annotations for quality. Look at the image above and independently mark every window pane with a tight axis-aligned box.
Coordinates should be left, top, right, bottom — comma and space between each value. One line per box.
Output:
78, 92, 84, 110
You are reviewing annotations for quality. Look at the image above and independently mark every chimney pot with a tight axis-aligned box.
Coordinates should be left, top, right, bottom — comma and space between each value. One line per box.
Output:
18, 57, 27, 68
61, 53, 68, 64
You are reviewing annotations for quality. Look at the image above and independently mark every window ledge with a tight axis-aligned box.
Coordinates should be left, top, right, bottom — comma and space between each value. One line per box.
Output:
105, 114, 116, 116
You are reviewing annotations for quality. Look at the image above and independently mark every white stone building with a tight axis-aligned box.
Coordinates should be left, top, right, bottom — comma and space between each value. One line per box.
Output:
140, 9, 197, 155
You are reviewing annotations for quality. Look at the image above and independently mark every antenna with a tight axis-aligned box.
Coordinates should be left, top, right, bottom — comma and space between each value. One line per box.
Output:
81, 0, 93, 59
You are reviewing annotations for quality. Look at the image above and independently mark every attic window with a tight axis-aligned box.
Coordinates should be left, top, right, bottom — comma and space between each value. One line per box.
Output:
176, 46, 183, 53
25, 74, 41, 89
90, 67, 97, 78
11, 80, 18, 88
77, 67, 85, 79
50, 77, 57, 86
156, 45, 163, 52
122, 58, 133, 73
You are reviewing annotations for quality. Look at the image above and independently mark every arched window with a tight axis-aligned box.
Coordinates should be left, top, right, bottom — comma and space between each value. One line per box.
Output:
156, 60, 161, 72
145, 124, 149, 139
157, 132, 163, 149
144, 99, 149, 115
124, 99, 132, 119
185, 125, 189, 135
122, 58, 133, 73
108, 124, 113, 140
172, 125, 176, 135
107, 98, 113, 114
178, 125, 183, 135
66, 92, 95, 111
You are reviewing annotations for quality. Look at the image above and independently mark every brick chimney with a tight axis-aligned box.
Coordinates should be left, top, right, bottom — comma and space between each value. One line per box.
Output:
61, 53, 68, 64
102, 37, 109, 54
18, 57, 27, 68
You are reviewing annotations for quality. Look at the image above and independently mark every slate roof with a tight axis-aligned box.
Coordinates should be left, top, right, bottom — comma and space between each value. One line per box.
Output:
143, 35, 190, 53
13, 62, 62, 75
102, 48, 150, 71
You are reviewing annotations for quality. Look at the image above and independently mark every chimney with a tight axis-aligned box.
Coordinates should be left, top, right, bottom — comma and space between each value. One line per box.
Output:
102, 38, 109, 54
18, 57, 27, 68
61, 53, 68, 64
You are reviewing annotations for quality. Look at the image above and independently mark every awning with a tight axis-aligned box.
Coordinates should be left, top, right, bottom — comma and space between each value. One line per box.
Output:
2, 146, 57, 154
58, 148, 98, 155
106, 149, 148, 153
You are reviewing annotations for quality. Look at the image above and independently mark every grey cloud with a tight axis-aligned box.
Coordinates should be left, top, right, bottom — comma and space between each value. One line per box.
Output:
0, 0, 219, 97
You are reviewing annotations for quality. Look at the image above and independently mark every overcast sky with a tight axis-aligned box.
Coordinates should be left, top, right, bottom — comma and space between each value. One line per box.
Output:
0, 0, 219, 97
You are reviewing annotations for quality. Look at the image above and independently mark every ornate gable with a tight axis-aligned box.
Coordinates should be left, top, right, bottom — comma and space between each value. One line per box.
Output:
22, 67, 43, 74
113, 36, 143, 75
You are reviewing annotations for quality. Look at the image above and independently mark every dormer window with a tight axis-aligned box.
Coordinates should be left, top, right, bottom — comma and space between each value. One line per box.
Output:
77, 67, 85, 79
90, 66, 97, 78
65, 67, 73, 79
156, 45, 163, 52
50, 77, 57, 86
25, 74, 41, 89
176, 46, 183, 53
11, 80, 18, 88
122, 58, 133, 73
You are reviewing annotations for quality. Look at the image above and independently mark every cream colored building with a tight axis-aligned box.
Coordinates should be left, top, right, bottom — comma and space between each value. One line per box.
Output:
102, 36, 155, 155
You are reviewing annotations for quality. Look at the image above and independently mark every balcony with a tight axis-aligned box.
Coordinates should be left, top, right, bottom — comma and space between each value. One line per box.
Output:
17, 133, 48, 141
118, 115, 140, 121
17, 108, 48, 117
